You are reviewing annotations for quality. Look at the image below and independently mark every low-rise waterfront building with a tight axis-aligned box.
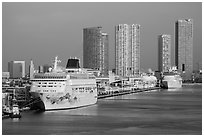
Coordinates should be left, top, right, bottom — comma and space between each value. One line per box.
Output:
8, 61, 26, 78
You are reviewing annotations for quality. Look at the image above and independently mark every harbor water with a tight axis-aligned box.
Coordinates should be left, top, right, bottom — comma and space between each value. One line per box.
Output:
2, 84, 202, 135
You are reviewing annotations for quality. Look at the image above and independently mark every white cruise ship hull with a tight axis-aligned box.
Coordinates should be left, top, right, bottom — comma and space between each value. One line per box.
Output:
30, 73, 98, 110
31, 91, 97, 110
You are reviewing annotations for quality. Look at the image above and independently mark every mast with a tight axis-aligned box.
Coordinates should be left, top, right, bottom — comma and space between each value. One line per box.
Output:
53, 56, 61, 72
53, 56, 58, 70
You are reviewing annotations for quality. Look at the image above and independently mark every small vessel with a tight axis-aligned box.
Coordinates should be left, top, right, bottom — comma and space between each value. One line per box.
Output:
3, 91, 21, 118
10, 103, 21, 118
161, 72, 182, 89
11, 88, 21, 118
30, 56, 97, 111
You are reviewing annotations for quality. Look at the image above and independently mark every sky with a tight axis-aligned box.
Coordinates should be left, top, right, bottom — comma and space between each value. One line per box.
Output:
2, 2, 202, 73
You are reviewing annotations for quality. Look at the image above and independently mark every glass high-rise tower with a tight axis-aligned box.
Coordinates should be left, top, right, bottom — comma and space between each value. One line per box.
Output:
175, 19, 193, 80
83, 27, 109, 76
115, 24, 140, 77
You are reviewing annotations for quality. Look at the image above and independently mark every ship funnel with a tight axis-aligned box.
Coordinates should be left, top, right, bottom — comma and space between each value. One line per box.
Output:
66, 58, 80, 68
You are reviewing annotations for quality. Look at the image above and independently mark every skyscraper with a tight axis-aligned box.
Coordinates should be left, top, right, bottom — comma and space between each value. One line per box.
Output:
115, 24, 140, 77
158, 34, 171, 72
29, 60, 35, 79
8, 61, 25, 78
175, 19, 193, 80
83, 27, 109, 76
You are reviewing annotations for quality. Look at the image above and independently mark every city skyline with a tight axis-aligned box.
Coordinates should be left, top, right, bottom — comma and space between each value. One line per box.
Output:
2, 2, 202, 73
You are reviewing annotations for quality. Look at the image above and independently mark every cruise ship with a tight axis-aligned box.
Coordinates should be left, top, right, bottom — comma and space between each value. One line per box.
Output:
30, 56, 97, 110
161, 72, 182, 89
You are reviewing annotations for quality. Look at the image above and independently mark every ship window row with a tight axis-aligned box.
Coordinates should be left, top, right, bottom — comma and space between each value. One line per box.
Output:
34, 76, 66, 79
42, 90, 56, 92
37, 85, 60, 88
72, 87, 97, 91
70, 76, 95, 79
37, 82, 65, 84
32, 80, 66, 82
72, 87, 95, 93
34, 89, 57, 92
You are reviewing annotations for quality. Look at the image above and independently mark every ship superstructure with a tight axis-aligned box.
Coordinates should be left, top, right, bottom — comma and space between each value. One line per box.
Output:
30, 56, 97, 110
161, 72, 182, 89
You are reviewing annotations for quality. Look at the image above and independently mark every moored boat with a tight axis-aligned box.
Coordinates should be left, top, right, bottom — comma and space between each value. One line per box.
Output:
161, 72, 182, 89
10, 104, 21, 118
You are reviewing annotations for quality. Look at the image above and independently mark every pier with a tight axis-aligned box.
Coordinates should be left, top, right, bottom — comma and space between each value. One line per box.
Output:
97, 87, 160, 99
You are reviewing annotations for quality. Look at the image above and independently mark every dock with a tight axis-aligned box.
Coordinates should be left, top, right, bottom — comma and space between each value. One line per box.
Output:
97, 87, 160, 99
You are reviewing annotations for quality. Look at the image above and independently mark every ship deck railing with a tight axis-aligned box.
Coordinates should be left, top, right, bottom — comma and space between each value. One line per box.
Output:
97, 86, 160, 99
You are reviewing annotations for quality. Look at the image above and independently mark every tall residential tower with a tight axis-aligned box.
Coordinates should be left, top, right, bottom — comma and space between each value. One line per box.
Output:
83, 27, 109, 76
175, 19, 193, 79
115, 24, 140, 77
158, 34, 171, 72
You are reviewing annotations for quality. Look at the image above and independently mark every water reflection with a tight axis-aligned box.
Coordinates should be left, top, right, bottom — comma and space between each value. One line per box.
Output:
166, 88, 180, 92
2, 85, 202, 135
44, 104, 99, 116
12, 118, 20, 122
